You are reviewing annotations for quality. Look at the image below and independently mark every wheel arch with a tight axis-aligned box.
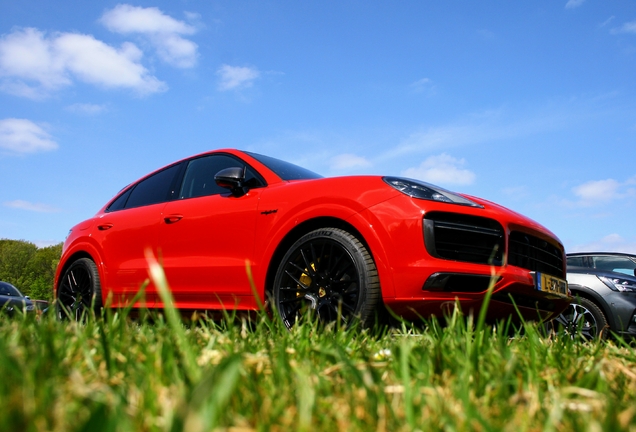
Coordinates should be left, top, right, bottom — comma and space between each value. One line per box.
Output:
568, 284, 616, 330
264, 216, 381, 299
55, 247, 102, 298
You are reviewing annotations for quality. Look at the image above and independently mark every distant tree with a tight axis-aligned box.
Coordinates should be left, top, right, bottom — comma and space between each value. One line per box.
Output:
0, 239, 37, 288
24, 243, 63, 302
0, 239, 62, 302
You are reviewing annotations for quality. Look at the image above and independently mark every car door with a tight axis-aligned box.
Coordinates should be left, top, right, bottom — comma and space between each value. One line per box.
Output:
93, 163, 184, 307
158, 154, 265, 309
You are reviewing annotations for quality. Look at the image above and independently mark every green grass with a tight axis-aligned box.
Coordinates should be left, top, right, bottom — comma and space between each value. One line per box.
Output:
1, 305, 635, 432
2, 258, 635, 431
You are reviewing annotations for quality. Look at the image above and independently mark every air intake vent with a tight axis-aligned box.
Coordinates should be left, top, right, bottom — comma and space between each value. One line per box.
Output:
424, 212, 504, 265
508, 231, 564, 278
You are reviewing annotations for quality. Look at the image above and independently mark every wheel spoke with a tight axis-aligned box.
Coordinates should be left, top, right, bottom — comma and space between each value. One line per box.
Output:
553, 303, 600, 340
57, 259, 100, 321
299, 249, 316, 278
274, 230, 375, 330
310, 242, 322, 274
284, 268, 311, 290
279, 297, 306, 305
278, 285, 306, 292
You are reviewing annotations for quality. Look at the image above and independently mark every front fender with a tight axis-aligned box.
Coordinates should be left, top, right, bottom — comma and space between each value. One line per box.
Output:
54, 236, 105, 299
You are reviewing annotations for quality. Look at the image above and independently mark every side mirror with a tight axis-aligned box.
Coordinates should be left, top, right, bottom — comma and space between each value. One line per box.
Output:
215, 166, 247, 196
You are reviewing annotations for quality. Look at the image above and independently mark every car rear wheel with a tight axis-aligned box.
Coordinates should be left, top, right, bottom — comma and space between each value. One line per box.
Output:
272, 228, 380, 329
551, 296, 609, 340
57, 257, 103, 320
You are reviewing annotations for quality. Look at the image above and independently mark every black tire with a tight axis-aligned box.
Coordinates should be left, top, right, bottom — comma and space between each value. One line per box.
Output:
272, 228, 380, 329
550, 296, 609, 340
57, 257, 103, 321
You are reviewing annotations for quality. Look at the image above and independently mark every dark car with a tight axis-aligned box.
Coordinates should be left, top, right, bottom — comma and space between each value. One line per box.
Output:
551, 253, 636, 339
55, 149, 570, 327
0, 281, 35, 316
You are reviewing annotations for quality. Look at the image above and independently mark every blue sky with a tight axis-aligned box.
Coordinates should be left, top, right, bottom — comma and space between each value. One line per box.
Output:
1, 1, 635, 253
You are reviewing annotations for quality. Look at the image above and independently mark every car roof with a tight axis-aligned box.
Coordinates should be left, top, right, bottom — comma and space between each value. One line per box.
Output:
567, 252, 636, 259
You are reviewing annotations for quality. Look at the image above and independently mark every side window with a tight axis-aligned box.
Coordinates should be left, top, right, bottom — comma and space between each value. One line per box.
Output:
106, 188, 132, 212
179, 155, 264, 199
125, 163, 182, 209
566, 256, 585, 268
592, 256, 636, 276
0, 283, 20, 296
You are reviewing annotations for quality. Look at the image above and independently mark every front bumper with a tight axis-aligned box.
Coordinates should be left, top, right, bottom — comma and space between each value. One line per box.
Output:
385, 265, 571, 323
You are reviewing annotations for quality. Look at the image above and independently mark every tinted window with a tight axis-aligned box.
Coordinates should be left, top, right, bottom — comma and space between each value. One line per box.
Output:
106, 187, 132, 212
0, 282, 21, 296
566, 256, 585, 267
179, 155, 264, 199
592, 256, 636, 276
126, 163, 182, 209
245, 151, 322, 180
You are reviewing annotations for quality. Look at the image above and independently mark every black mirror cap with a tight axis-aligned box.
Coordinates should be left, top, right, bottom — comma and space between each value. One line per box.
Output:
215, 166, 247, 196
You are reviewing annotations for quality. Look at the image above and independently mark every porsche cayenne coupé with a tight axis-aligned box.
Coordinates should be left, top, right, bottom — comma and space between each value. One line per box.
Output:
55, 149, 571, 327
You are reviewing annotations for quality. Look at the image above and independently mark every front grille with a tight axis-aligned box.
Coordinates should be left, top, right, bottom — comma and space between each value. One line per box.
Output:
508, 231, 565, 278
424, 212, 504, 265
423, 212, 564, 278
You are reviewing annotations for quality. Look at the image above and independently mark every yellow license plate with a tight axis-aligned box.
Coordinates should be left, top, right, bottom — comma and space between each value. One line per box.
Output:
534, 272, 569, 297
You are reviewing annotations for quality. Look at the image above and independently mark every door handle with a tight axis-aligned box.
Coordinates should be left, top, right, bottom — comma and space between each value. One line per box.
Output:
164, 215, 183, 224
97, 223, 113, 231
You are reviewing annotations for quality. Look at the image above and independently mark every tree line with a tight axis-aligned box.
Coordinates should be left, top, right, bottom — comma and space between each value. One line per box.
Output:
0, 239, 62, 303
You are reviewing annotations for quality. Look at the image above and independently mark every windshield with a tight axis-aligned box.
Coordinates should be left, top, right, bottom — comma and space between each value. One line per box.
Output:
245, 151, 323, 181
0, 282, 22, 297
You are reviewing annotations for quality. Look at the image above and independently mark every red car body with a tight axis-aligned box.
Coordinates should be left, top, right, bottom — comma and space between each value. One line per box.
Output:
55, 149, 570, 324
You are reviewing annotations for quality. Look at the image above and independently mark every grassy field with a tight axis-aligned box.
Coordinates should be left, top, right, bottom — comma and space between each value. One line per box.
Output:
1, 302, 635, 432
2, 259, 635, 431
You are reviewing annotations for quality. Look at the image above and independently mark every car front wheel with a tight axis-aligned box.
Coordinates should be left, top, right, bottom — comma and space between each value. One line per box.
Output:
272, 228, 380, 329
551, 296, 609, 340
57, 257, 103, 320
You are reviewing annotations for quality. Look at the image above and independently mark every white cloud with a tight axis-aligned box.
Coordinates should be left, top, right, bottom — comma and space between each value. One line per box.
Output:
569, 234, 636, 254
555, 177, 636, 209
410, 78, 436, 95
331, 153, 372, 170
0, 118, 57, 154
572, 179, 621, 203
382, 104, 582, 161
599, 16, 615, 29
217, 65, 260, 91
611, 21, 636, 34
0, 28, 166, 98
401, 154, 476, 186
66, 103, 107, 115
565, 0, 585, 10
3, 200, 59, 213
100, 4, 198, 68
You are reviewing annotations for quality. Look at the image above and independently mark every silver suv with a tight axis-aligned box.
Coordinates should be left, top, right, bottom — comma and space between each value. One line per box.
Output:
552, 253, 636, 339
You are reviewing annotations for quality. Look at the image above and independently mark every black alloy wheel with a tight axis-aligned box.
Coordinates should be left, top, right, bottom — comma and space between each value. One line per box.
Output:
272, 228, 380, 329
551, 297, 609, 340
57, 257, 103, 320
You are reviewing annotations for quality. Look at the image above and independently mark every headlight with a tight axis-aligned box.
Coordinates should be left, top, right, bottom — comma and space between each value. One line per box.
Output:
383, 177, 483, 208
599, 276, 636, 292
